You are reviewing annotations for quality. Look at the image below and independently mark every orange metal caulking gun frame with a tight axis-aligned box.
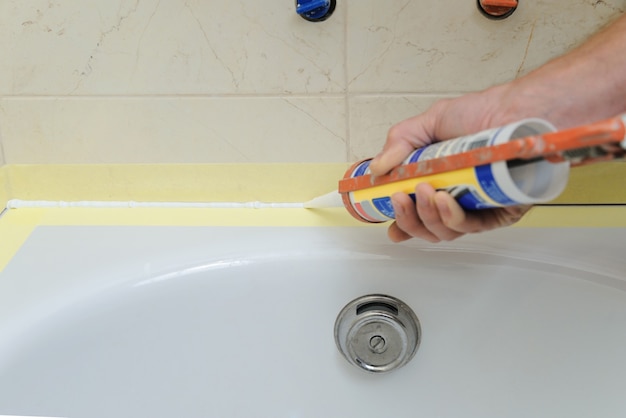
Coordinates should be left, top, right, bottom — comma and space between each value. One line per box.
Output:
338, 114, 626, 216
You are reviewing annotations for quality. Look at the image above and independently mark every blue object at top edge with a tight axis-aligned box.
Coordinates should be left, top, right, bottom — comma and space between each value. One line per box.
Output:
296, 0, 330, 17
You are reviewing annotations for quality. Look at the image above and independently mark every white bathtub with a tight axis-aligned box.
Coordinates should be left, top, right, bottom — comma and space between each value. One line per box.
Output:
0, 224, 625, 417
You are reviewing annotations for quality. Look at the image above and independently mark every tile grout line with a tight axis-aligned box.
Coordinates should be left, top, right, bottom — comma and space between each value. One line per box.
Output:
343, 0, 351, 162
0, 93, 348, 99
0, 92, 466, 100
350, 92, 464, 98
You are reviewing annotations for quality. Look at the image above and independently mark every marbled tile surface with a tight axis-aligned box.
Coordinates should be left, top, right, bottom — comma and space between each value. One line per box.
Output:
0, 0, 623, 164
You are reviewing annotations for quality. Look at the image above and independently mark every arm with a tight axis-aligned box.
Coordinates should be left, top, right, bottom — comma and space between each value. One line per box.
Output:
368, 14, 626, 243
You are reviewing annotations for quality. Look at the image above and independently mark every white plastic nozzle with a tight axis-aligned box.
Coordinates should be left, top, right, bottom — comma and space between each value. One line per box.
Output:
303, 190, 343, 209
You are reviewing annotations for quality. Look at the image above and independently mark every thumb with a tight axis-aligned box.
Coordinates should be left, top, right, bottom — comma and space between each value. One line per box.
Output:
368, 115, 435, 176
368, 139, 416, 177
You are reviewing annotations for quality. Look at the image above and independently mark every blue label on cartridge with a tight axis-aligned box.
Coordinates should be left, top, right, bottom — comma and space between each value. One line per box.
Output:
407, 148, 426, 163
353, 160, 370, 177
475, 164, 516, 206
440, 185, 493, 210
456, 190, 493, 210
372, 197, 396, 218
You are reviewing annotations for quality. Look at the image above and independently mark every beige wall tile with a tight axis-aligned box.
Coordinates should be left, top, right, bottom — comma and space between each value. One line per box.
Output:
348, 95, 449, 160
0, 0, 345, 95
347, 0, 624, 93
0, 0, 622, 165
0, 97, 346, 163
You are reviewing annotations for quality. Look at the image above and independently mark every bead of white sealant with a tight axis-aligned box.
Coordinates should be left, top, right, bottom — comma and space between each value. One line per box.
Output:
6, 200, 306, 210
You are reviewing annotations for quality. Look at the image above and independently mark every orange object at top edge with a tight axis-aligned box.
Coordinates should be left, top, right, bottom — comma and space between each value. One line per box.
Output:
480, 0, 518, 7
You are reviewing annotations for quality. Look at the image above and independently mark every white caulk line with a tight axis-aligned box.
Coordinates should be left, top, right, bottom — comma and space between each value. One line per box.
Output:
6, 200, 306, 210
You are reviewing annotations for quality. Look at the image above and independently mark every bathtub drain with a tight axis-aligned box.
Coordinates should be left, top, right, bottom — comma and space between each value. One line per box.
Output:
334, 294, 421, 373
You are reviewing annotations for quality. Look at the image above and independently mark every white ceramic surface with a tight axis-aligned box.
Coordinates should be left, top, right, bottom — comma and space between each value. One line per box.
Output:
0, 226, 625, 417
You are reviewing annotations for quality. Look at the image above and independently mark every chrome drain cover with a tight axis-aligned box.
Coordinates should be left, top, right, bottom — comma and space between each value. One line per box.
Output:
334, 294, 421, 373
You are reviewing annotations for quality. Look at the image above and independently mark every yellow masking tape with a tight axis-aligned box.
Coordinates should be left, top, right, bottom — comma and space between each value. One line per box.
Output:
3, 164, 349, 205
517, 205, 626, 227
2, 162, 626, 208
0, 166, 8, 206
554, 162, 626, 204
0, 208, 45, 271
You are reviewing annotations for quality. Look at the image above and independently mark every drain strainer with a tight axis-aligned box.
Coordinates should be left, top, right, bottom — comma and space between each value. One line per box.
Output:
334, 294, 421, 373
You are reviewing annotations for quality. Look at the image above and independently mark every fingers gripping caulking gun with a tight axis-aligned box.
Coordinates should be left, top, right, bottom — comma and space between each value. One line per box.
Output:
306, 114, 626, 223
